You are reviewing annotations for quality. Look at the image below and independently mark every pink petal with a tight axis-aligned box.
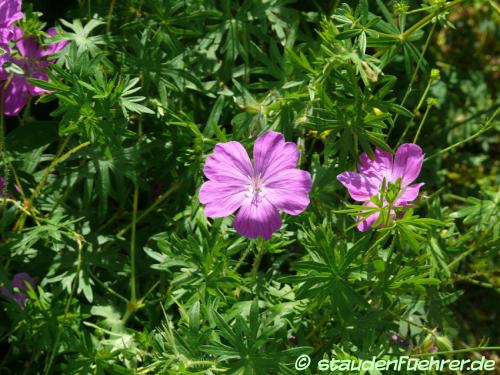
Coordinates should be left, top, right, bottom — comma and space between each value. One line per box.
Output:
0, 26, 14, 46
233, 197, 282, 240
265, 169, 312, 215
199, 180, 247, 218
10, 25, 23, 40
356, 202, 380, 232
392, 144, 424, 185
253, 131, 299, 181
16, 37, 43, 59
12, 272, 35, 290
2, 76, 29, 116
12, 292, 28, 305
0, 0, 23, 26
358, 147, 393, 182
28, 70, 50, 95
203, 141, 253, 183
395, 183, 424, 205
337, 171, 380, 201
42, 27, 69, 56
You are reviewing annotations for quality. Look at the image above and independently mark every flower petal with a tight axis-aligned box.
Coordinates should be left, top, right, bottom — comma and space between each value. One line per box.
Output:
12, 292, 28, 305
12, 273, 35, 290
2, 76, 29, 116
265, 169, 312, 215
199, 180, 247, 218
233, 197, 282, 240
204, 141, 253, 183
42, 28, 69, 56
395, 183, 424, 205
28, 70, 50, 95
16, 37, 43, 59
358, 147, 393, 182
392, 143, 424, 185
0, 26, 14, 47
356, 202, 380, 232
0, 0, 23, 27
337, 171, 380, 201
253, 131, 299, 181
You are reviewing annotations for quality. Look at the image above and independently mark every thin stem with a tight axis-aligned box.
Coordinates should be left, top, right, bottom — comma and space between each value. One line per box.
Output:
425, 106, 500, 162
130, 185, 139, 304
137, 280, 160, 305
412, 103, 433, 144
8, 159, 26, 199
453, 275, 497, 290
116, 181, 181, 237
388, 23, 436, 139
0, 198, 33, 217
233, 241, 254, 273
29, 137, 72, 201
45, 235, 84, 375
106, 0, 117, 33
125, 115, 143, 321
366, 231, 391, 258
251, 240, 266, 281
396, 73, 434, 146
0, 75, 14, 203
13, 139, 90, 232
400, 0, 464, 41
89, 269, 128, 303
413, 346, 500, 357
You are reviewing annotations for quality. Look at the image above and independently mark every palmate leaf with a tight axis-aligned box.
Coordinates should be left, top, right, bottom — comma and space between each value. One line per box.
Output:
59, 18, 107, 56
200, 300, 310, 374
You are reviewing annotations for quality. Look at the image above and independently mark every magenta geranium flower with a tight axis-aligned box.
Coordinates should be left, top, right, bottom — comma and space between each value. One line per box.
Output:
199, 131, 313, 239
0, 28, 68, 116
1, 272, 35, 306
337, 144, 424, 231
0, 0, 23, 27
0, 0, 22, 72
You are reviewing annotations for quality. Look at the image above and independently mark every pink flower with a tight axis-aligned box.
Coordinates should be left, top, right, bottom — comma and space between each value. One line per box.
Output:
199, 131, 312, 239
0, 0, 22, 66
0, 0, 23, 27
0, 28, 68, 116
337, 144, 424, 231
1, 272, 35, 306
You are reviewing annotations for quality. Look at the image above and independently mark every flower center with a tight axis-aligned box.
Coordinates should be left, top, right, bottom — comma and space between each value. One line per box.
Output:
248, 175, 266, 206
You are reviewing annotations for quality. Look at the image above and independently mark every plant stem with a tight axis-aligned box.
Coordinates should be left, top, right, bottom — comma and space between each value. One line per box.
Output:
233, 241, 254, 272
28, 137, 72, 202
366, 231, 391, 258
45, 234, 84, 375
89, 269, 129, 303
130, 185, 139, 304
425, 106, 500, 161
0, 75, 13, 203
251, 239, 266, 281
13, 139, 90, 232
413, 346, 500, 357
106, 0, 117, 33
412, 103, 433, 144
129, 116, 143, 305
396, 73, 434, 146
400, 0, 464, 41
116, 181, 181, 237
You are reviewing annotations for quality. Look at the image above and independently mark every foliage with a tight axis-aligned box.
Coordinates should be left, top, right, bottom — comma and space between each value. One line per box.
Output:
0, 0, 498, 374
